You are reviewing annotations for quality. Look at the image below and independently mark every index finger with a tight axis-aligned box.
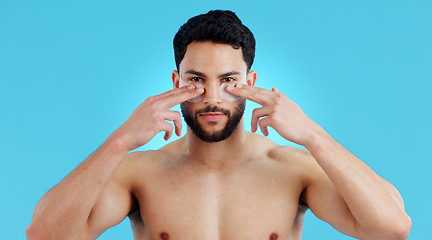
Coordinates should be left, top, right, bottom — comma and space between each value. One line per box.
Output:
160, 85, 204, 108
151, 84, 193, 101
227, 83, 276, 106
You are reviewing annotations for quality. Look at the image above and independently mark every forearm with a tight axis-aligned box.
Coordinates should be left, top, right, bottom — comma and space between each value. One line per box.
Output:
305, 127, 411, 237
27, 136, 129, 239
26, 85, 198, 240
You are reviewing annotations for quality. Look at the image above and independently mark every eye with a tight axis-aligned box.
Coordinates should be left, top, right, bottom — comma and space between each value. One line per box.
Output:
189, 77, 203, 82
222, 77, 235, 83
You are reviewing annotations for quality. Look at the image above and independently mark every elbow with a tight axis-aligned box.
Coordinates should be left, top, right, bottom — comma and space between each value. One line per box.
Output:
26, 221, 53, 240
366, 213, 412, 240
27, 218, 83, 240
378, 213, 412, 240
392, 214, 412, 240
26, 224, 42, 240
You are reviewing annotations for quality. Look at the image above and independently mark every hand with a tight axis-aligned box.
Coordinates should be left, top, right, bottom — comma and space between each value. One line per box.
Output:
226, 83, 320, 146
110, 85, 204, 151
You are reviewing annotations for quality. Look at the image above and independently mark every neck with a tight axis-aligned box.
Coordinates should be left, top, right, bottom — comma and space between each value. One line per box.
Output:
184, 119, 248, 168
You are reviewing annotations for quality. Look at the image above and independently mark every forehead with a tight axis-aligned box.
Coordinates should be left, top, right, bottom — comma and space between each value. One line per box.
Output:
179, 41, 247, 75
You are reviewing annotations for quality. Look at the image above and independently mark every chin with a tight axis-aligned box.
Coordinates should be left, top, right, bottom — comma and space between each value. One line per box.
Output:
181, 99, 246, 143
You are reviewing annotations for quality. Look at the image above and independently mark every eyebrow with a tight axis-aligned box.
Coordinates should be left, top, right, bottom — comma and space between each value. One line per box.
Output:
184, 70, 207, 78
218, 71, 241, 78
184, 70, 241, 78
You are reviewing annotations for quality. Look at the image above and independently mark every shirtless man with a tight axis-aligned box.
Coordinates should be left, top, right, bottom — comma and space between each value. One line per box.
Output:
27, 10, 411, 240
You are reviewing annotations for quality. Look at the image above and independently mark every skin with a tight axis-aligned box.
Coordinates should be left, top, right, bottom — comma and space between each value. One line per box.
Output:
27, 41, 411, 240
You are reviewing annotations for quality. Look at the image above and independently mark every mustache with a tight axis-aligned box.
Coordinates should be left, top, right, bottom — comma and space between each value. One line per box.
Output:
195, 105, 231, 117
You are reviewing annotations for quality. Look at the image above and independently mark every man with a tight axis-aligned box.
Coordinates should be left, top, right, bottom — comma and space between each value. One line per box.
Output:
27, 10, 411, 240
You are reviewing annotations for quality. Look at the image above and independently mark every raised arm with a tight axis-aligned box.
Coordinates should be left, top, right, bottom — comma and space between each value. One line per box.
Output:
301, 133, 410, 240
227, 83, 411, 240
26, 85, 204, 240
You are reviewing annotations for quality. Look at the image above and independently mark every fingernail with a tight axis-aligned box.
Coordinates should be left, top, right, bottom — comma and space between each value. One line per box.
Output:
226, 85, 234, 91
236, 83, 243, 88
187, 84, 194, 89
196, 87, 204, 92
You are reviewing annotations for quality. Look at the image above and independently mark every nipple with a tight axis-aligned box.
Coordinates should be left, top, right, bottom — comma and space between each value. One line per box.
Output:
160, 232, 169, 240
270, 233, 278, 240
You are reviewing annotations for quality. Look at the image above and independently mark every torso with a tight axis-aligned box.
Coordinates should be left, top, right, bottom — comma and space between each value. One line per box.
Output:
124, 133, 311, 240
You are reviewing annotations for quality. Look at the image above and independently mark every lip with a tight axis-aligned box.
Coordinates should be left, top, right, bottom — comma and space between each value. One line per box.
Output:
199, 112, 225, 121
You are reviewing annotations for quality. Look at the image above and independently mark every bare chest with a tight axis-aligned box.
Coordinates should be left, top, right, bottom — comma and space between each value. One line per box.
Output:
130, 160, 306, 240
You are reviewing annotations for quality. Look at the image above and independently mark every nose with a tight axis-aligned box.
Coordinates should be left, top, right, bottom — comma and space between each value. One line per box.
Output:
203, 81, 222, 105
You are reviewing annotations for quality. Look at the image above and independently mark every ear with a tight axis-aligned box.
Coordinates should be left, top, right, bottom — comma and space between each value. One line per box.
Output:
246, 70, 257, 87
172, 70, 180, 89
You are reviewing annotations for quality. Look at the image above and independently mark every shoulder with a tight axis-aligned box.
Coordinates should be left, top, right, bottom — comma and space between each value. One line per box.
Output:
268, 145, 311, 163
252, 131, 312, 164
123, 149, 170, 163
271, 145, 324, 175
117, 139, 185, 176
112, 149, 171, 186
248, 133, 323, 179
123, 138, 187, 165
249, 132, 313, 165
119, 149, 172, 172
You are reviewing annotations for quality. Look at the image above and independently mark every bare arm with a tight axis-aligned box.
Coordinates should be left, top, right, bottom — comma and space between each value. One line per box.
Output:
27, 140, 131, 240
227, 83, 411, 240
302, 132, 411, 240
26, 85, 204, 240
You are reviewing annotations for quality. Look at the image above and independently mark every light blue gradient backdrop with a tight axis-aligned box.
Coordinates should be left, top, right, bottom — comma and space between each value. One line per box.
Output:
1, 1, 430, 239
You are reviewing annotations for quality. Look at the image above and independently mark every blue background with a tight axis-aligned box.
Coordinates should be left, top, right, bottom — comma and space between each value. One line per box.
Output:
1, 0, 430, 239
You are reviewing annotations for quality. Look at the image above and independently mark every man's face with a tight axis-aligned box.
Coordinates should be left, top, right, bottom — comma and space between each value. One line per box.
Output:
174, 41, 254, 143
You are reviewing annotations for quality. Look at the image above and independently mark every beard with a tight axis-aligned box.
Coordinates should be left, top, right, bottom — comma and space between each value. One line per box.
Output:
180, 99, 246, 143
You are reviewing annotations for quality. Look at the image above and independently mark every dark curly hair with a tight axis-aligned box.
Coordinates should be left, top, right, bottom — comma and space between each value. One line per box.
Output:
173, 10, 255, 72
